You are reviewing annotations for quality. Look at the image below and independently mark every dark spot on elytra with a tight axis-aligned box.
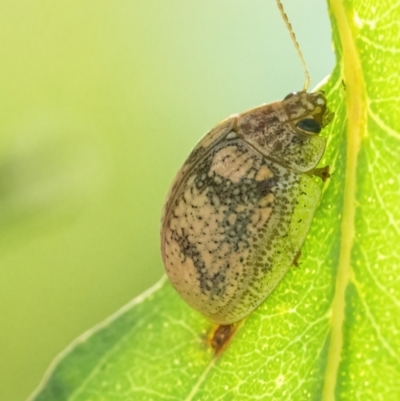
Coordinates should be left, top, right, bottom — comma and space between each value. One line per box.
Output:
257, 178, 277, 197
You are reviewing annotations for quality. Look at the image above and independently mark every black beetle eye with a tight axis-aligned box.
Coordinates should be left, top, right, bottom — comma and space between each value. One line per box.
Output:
296, 118, 321, 134
284, 92, 297, 100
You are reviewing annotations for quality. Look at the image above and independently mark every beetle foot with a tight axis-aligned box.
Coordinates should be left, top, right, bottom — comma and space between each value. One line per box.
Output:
210, 324, 236, 356
312, 165, 330, 182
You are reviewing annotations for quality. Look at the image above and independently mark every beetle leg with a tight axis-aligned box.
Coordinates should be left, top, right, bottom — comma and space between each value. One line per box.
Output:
292, 250, 302, 268
311, 165, 330, 182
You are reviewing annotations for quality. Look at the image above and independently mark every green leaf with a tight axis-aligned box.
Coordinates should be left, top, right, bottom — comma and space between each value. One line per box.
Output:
28, 1, 400, 400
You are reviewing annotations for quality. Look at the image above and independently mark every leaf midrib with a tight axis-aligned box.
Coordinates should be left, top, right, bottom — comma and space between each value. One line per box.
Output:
322, 1, 366, 400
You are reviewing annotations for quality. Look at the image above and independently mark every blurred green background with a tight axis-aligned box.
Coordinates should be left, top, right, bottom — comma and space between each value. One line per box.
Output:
0, 1, 334, 400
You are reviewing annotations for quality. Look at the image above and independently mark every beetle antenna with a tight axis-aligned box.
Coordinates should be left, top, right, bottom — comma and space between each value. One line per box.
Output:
275, 0, 310, 92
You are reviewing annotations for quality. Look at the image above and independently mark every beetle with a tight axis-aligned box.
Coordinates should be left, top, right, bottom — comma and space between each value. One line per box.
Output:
160, 1, 334, 326
161, 91, 333, 325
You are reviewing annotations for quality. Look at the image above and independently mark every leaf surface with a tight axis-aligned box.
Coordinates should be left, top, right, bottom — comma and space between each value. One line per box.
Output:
29, 1, 400, 400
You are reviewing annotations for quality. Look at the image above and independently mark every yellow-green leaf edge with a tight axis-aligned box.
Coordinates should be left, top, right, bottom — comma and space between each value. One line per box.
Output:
28, 1, 400, 400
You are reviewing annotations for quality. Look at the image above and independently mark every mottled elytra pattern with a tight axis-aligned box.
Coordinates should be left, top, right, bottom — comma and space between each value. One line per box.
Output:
161, 91, 333, 324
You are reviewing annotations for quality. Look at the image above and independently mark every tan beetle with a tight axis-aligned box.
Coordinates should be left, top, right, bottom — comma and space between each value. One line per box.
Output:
160, 1, 334, 326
